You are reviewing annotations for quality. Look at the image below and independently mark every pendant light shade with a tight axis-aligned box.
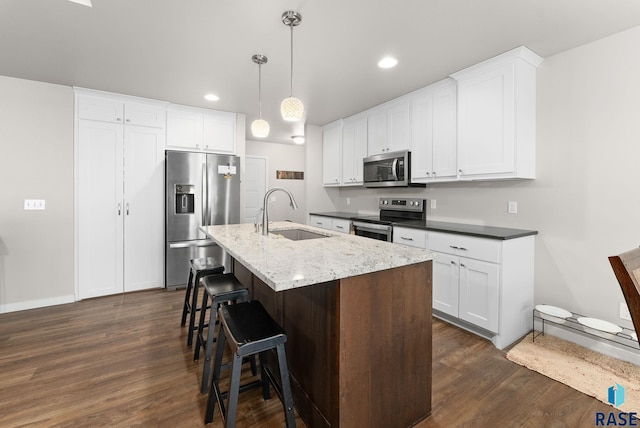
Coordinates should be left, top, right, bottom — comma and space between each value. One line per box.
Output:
281, 11, 304, 122
251, 54, 270, 138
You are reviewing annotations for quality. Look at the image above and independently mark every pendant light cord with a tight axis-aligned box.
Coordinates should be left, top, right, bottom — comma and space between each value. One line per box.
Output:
258, 62, 263, 118
289, 23, 294, 97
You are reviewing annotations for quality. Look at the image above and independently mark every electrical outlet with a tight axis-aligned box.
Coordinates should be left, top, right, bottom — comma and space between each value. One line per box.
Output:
430, 199, 437, 209
508, 201, 518, 214
346, 197, 351, 205
620, 303, 632, 321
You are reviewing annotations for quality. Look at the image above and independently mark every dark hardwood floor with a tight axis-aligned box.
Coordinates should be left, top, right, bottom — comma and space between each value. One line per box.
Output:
0, 289, 616, 427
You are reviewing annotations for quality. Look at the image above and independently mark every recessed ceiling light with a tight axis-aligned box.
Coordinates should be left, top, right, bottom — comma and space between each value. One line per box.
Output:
69, 0, 92, 6
378, 56, 398, 69
204, 93, 220, 101
291, 135, 305, 145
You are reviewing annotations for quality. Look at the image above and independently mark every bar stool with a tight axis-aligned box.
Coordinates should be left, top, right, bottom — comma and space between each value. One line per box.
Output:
205, 300, 296, 428
194, 273, 250, 394
180, 257, 224, 346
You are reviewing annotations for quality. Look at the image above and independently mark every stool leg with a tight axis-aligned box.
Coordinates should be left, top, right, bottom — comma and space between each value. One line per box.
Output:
205, 324, 227, 424
193, 291, 210, 362
180, 269, 194, 326
187, 272, 201, 346
200, 300, 220, 393
276, 344, 296, 428
258, 351, 270, 400
224, 353, 244, 428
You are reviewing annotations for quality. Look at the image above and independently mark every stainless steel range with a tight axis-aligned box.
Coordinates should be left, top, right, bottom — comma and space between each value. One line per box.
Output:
351, 198, 426, 242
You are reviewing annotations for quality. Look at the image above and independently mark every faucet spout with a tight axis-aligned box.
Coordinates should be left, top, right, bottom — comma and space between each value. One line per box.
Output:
261, 187, 299, 235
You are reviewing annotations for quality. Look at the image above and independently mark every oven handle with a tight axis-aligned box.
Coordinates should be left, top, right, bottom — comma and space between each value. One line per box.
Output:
352, 221, 393, 234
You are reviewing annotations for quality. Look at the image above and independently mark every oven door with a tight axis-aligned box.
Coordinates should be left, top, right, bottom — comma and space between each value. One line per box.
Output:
352, 221, 393, 242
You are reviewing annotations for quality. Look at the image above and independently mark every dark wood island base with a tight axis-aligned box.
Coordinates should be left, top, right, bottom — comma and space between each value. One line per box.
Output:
233, 258, 433, 428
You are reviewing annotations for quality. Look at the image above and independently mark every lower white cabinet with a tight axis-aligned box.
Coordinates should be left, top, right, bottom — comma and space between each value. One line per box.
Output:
392, 226, 427, 249
309, 215, 351, 234
429, 230, 535, 349
77, 115, 165, 299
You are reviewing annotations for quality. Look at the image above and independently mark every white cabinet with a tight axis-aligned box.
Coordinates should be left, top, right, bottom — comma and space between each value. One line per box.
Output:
76, 91, 165, 299
367, 98, 410, 156
451, 46, 542, 180
77, 94, 166, 128
392, 226, 427, 249
309, 215, 351, 234
428, 230, 535, 349
410, 80, 458, 183
322, 120, 342, 186
341, 113, 367, 186
166, 104, 236, 154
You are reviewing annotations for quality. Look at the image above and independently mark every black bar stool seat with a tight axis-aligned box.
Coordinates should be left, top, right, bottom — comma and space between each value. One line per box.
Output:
205, 300, 296, 427
180, 257, 224, 346
194, 273, 250, 393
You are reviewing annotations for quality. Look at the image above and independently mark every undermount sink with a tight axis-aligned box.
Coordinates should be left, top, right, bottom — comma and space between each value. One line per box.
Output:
271, 228, 330, 241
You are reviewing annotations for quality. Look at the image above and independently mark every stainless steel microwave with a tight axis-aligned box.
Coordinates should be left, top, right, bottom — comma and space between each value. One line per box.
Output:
363, 150, 423, 188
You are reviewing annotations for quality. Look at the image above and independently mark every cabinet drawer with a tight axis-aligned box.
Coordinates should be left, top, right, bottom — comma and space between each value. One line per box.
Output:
428, 231, 500, 263
331, 219, 351, 234
393, 226, 427, 249
309, 215, 331, 230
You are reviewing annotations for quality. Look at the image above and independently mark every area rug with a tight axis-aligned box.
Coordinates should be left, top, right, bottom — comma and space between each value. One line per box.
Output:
506, 333, 640, 413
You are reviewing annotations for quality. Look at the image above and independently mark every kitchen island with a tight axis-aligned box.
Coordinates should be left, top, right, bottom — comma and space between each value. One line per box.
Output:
201, 222, 433, 428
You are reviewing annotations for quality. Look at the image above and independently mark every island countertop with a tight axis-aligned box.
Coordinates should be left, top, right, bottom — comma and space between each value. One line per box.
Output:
201, 221, 433, 292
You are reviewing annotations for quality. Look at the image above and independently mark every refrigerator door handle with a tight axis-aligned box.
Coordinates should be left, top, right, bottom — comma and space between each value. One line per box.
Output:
168, 239, 218, 249
202, 161, 208, 227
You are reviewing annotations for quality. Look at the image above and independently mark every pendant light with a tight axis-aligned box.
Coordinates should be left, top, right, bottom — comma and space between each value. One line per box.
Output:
280, 10, 304, 122
251, 54, 270, 138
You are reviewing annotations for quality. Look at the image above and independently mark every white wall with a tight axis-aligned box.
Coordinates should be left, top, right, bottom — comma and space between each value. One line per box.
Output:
0, 76, 75, 312
245, 139, 307, 224
331, 26, 640, 330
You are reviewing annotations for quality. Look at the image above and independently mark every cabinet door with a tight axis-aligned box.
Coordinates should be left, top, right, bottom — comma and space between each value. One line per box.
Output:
366, 107, 387, 155
387, 100, 410, 152
203, 111, 236, 154
457, 62, 515, 176
322, 121, 342, 186
431, 82, 457, 179
331, 219, 351, 234
78, 96, 124, 124
78, 120, 124, 299
123, 125, 165, 292
166, 109, 203, 149
341, 114, 367, 185
124, 102, 166, 128
432, 252, 459, 317
409, 90, 433, 180
458, 257, 500, 332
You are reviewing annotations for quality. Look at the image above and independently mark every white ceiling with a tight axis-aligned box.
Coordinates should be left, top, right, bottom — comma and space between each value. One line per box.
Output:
2, 0, 640, 144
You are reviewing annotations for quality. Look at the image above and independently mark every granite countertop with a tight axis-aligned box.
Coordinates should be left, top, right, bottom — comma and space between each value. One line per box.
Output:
310, 212, 538, 240
201, 222, 433, 292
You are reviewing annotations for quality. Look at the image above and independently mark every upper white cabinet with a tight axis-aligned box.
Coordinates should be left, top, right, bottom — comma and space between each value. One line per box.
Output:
322, 120, 342, 186
451, 46, 542, 180
341, 113, 367, 186
410, 79, 458, 183
77, 94, 166, 128
367, 99, 410, 156
166, 104, 236, 154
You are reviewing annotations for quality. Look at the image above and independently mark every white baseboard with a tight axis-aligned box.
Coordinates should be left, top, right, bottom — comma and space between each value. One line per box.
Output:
0, 295, 76, 314
539, 321, 640, 366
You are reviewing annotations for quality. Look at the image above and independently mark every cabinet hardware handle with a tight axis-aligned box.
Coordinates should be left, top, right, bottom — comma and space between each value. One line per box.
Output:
125, 118, 130, 123
433, 172, 437, 177
450, 261, 457, 265
401, 236, 413, 241
449, 245, 468, 251
460, 263, 466, 267
126, 203, 130, 215
458, 169, 464, 174
117, 203, 121, 215
116, 117, 122, 122
336, 226, 344, 229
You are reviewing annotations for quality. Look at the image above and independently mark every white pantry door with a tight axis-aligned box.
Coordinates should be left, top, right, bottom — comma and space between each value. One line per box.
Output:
243, 156, 267, 224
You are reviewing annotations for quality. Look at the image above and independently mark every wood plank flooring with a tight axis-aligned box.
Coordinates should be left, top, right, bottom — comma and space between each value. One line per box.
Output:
0, 289, 619, 427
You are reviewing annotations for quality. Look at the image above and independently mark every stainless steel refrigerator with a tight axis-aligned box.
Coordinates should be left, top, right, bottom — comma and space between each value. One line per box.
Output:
165, 151, 240, 289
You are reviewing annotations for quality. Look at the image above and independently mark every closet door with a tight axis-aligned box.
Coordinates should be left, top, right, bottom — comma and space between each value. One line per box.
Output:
78, 120, 124, 299
123, 125, 165, 292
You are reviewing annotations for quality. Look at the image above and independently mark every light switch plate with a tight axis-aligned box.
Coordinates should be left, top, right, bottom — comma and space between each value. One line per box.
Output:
24, 199, 46, 210
508, 201, 518, 214
430, 199, 437, 209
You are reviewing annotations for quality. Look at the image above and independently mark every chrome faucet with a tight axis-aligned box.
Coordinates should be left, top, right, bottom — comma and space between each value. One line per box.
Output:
260, 187, 299, 235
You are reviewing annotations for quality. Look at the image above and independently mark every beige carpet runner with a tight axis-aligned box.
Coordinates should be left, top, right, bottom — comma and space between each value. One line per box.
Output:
506, 333, 640, 413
